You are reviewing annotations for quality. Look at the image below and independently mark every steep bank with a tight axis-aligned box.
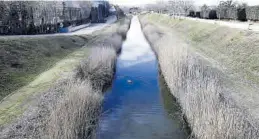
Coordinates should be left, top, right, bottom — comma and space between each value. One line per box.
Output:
140, 14, 259, 139
0, 17, 132, 139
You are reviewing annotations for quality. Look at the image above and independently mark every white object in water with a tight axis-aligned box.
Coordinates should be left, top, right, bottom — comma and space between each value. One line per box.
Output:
127, 80, 132, 84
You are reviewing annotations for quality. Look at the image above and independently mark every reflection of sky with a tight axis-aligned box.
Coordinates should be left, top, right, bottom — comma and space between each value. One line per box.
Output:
118, 16, 156, 68
97, 16, 188, 139
119, 43, 153, 61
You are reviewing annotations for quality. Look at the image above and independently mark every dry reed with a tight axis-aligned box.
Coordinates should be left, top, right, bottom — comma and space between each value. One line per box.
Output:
1, 16, 132, 139
140, 18, 259, 139
76, 47, 117, 90
47, 80, 103, 139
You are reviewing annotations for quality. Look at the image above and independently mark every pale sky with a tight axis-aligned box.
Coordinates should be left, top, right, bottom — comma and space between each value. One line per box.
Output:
109, 0, 259, 6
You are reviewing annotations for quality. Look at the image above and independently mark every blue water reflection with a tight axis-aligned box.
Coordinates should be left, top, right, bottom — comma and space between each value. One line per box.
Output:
97, 16, 188, 139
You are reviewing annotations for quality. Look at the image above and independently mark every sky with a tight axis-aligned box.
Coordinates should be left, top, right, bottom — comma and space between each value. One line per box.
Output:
109, 0, 259, 6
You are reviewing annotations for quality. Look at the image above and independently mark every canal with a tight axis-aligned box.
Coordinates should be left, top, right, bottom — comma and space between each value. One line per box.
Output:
97, 16, 189, 139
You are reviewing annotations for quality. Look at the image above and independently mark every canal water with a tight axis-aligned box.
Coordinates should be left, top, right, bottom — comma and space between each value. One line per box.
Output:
97, 16, 188, 139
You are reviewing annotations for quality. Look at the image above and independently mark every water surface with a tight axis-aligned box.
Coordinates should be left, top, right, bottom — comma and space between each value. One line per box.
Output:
97, 16, 188, 139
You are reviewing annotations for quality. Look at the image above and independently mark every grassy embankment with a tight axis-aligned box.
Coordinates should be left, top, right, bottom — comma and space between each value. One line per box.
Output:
140, 14, 259, 139
0, 36, 86, 100
0, 16, 132, 139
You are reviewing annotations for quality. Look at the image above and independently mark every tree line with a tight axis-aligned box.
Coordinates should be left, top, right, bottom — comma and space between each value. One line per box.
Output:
144, 0, 259, 22
0, 1, 111, 35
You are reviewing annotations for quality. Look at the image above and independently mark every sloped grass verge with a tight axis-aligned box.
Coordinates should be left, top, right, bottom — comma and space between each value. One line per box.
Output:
0, 16, 132, 139
140, 14, 259, 139
0, 36, 86, 100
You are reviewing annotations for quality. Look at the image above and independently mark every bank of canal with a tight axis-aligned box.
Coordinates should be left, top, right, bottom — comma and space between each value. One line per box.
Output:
97, 16, 189, 139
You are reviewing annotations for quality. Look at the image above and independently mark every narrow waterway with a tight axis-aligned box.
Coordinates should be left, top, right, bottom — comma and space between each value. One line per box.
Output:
97, 16, 188, 139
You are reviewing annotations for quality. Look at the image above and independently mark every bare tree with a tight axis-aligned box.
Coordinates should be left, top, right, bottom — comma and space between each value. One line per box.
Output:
156, 0, 168, 13
218, 0, 238, 20
167, 0, 194, 17
179, 0, 194, 16
201, 4, 209, 18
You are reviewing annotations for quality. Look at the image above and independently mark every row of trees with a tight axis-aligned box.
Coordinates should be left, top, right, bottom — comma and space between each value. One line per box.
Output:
0, 1, 111, 35
145, 0, 195, 16
199, 0, 247, 21
144, 0, 259, 21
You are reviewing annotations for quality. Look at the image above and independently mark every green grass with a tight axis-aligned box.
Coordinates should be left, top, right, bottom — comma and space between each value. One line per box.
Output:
142, 13, 259, 87
0, 16, 132, 136
0, 36, 86, 100
0, 46, 90, 125
140, 14, 259, 139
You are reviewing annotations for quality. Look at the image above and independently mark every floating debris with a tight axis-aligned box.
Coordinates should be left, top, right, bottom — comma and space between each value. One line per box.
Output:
127, 80, 133, 84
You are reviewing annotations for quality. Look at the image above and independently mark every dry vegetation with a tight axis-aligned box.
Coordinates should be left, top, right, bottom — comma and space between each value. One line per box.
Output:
76, 47, 117, 90
47, 80, 102, 139
0, 17, 132, 139
142, 14, 259, 86
140, 14, 259, 139
46, 46, 118, 139
116, 16, 132, 40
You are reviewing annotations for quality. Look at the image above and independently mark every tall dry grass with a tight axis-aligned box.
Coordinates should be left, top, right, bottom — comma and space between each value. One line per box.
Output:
0, 16, 132, 139
117, 16, 132, 40
104, 33, 123, 54
92, 16, 132, 54
141, 19, 259, 139
46, 47, 117, 139
76, 47, 117, 90
47, 80, 103, 139
46, 21, 128, 138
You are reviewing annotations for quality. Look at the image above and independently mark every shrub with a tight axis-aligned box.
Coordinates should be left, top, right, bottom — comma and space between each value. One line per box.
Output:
237, 8, 247, 21
47, 80, 103, 139
116, 24, 129, 40
117, 16, 132, 40
106, 33, 123, 53
209, 10, 218, 19
195, 12, 201, 18
140, 15, 259, 139
246, 6, 259, 21
75, 47, 116, 90
188, 10, 195, 17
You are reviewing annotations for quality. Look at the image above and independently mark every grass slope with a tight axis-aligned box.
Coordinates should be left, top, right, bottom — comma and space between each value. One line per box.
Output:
0, 46, 90, 125
0, 36, 86, 100
143, 14, 259, 87
0, 16, 132, 139
140, 14, 259, 139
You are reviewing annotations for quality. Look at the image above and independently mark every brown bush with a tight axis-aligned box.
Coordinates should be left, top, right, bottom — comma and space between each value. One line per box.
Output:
75, 47, 117, 90
47, 80, 103, 139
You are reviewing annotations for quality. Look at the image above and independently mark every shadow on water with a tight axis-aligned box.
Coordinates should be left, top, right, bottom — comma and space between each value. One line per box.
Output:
96, 16, 189, 139
159, 74, 192, 137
